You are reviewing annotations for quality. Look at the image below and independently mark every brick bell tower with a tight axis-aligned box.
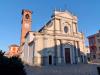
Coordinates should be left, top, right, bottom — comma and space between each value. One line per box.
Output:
20, 9, 32, 46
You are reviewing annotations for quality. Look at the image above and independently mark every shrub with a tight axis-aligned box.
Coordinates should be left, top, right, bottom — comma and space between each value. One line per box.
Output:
0, 50, 26, 75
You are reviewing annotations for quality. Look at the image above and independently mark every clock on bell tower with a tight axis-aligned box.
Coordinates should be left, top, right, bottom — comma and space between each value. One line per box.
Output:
20, 9, 32, 45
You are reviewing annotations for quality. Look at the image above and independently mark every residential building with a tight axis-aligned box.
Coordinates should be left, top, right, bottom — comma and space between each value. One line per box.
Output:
5, 44, 19, 57
85, 46, 90, 61
88, 30, 100, 62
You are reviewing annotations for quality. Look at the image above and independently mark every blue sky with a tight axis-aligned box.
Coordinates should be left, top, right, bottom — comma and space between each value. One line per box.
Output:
0, 0, 100, 51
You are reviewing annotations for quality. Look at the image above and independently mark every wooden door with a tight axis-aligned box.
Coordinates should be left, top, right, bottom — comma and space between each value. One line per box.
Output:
65, 48, 71, 63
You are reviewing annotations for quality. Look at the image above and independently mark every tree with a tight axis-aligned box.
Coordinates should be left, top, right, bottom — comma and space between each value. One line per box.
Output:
0, 50, 5, 56
0, 50, 26, 75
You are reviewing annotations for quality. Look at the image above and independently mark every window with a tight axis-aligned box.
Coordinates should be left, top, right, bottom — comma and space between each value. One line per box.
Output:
99, 47, 100, 51
25, 14, 30, 19
64, 26, 68, 33
96, 34, 100, 37
93, 55, 96, 59
98, 39, 100, 43
89, 38, 95, 46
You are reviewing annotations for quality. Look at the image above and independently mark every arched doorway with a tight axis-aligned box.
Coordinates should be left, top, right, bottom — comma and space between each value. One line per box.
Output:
49, 55, 52, 65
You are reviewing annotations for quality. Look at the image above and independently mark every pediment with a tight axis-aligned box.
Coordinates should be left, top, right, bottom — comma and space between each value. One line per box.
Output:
54, 11, 74, 19
38, 20, 54, 32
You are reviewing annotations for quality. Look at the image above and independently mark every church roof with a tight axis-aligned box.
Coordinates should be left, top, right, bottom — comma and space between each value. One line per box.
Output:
38, 26, 45, 32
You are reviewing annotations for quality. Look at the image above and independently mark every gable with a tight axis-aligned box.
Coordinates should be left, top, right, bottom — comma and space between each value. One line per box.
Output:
54, 11, 73, 19
38, 10, 78, 34
38, 20, 54, 33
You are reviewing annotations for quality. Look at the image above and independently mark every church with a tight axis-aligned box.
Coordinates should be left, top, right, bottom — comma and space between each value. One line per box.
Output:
20, 9, 87, 66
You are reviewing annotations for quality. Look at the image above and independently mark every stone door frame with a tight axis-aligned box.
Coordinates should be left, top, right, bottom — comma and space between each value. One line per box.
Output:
63, 44, 73, 64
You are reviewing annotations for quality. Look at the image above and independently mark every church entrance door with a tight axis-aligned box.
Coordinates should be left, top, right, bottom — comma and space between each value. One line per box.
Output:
49, 55, 52, 65
65, 48, 71, 64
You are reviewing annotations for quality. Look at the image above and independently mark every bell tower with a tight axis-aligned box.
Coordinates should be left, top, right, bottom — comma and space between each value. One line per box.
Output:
20, 9, 32, 45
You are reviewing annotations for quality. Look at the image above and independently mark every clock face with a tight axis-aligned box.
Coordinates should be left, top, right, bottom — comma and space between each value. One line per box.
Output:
25, 14, 30, 19
25, 23, 29, 28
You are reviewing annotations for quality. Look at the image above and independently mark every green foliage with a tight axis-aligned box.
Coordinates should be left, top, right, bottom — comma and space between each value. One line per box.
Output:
0, 50, 26, 75
0, 50, 5, 56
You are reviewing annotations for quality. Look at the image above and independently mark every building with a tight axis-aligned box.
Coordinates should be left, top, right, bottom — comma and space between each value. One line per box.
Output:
5, 44, 19, 57
88, 30, 100, 62
95, 31, 100, 60
20, 9, 87, 66
20, 10, 32, 46
85, 46, 90, 62
88, 34, 96, 60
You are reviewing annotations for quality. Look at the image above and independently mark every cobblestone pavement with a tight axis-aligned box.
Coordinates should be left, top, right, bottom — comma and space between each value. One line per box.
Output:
25, 64, 99, 75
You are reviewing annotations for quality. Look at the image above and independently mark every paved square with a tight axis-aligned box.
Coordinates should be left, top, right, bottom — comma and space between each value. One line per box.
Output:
25, 64, 99, 75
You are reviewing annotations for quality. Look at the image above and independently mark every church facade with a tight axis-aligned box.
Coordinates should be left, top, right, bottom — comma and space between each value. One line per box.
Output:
20, 9, 87, 66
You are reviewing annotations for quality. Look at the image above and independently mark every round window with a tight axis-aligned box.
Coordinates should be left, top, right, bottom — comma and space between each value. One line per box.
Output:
64, 26, 68, 33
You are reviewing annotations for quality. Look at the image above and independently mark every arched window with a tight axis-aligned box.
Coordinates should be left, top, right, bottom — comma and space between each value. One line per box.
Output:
25, 14, 30, 19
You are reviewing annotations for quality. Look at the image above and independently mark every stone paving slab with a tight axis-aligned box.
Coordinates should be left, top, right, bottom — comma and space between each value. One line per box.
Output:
25, 64, 99, 75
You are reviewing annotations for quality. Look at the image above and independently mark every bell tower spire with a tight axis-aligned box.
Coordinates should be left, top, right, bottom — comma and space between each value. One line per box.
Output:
20, 9, 32, 45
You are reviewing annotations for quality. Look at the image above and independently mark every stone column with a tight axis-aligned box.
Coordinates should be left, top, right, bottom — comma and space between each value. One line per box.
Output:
56, 40, 62, 64
77, 41, 81, 63
54, 18, 61, 34
27, 45, 30, 63
33, 38, 41, 66
60, 40, 64, 64
74, 41, 78, 64
54, 39, 57, 65
43, 37, 48, 65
